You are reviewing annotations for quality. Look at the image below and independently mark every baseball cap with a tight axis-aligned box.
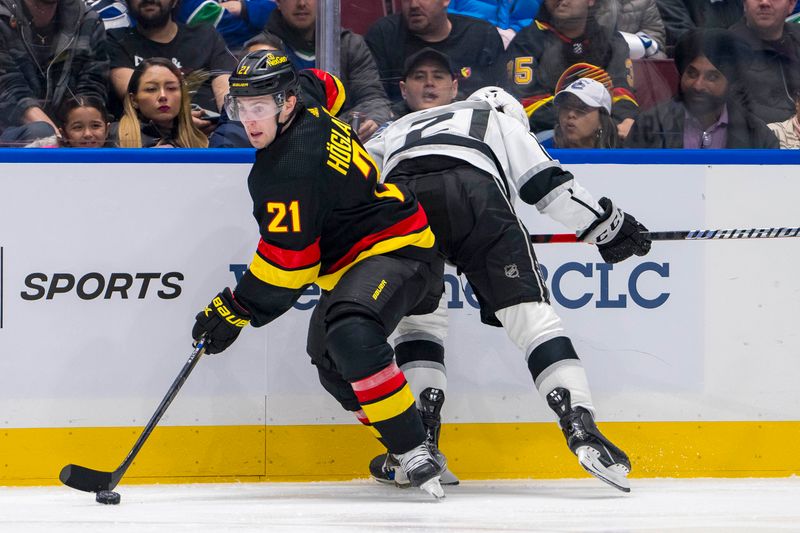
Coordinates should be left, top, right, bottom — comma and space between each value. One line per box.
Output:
554, 78, 612, 114
402, 47, 456, 78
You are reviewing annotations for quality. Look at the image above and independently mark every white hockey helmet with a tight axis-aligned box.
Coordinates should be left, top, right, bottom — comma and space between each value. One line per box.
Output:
468, 86, 529, 129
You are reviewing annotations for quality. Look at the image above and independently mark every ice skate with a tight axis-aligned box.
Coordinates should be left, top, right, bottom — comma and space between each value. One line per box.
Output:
369, 452, 409, 487
418, 387, 460, 485
547, 387, 632, 493
394, 442, 446, 499
369, 387, 459, 486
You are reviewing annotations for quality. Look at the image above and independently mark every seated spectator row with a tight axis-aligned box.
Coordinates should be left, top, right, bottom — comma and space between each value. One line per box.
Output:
1, 0, 798, 148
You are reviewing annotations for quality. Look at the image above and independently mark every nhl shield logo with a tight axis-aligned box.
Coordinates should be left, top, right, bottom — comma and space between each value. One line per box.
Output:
504, 264, 519, 278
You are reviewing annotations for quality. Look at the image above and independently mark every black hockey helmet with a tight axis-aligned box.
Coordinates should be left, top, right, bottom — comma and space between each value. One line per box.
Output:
229, 50, 299, 98
225, 50, 301, 121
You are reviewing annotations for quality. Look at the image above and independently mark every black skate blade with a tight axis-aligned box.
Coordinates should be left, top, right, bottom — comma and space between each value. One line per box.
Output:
59, 464, 115, 493
577, 447, 631, 493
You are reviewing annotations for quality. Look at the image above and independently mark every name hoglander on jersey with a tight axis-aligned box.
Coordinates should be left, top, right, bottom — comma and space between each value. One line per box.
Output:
324, 112, 374, 177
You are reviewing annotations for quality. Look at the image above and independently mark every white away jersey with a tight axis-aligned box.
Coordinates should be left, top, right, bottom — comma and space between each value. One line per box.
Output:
365, 99, 604, 234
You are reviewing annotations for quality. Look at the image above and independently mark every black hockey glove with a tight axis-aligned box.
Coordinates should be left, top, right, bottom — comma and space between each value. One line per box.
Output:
192, 288, 251, 354
578, 197, 651, 264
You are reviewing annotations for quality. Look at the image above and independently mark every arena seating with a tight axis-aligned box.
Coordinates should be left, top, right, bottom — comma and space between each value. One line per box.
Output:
631, 58, 680, 111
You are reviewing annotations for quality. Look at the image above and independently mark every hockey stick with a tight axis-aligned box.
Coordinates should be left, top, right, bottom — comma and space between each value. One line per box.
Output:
59, 337, 207, 493
530, 227, 800, 244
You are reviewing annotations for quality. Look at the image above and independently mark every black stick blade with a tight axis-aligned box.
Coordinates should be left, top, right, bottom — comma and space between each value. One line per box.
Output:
59, 464, 114, 493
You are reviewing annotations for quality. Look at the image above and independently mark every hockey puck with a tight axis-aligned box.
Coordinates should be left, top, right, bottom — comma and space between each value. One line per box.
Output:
95, 490, 121, 505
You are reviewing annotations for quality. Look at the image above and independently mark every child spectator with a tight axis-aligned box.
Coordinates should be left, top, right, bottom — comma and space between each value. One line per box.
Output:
553, 78, 620, 148
767, 90, 800, 148
112, 58, 209, 147
58, 96, 113, 148
0, 0, 108, 146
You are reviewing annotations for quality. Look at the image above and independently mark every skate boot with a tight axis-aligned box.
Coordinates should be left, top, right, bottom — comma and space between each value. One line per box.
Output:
546, 387, 632, 493
418, 387, 459, 485
369, 388, 459, 486
369, 452, 409, 487
394, 442, 446, 499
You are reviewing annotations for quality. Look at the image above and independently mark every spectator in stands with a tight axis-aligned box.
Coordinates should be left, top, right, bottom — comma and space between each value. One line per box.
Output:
767, 89, 800, 148
87, 0, 279, 51
656, 0, 743, 53
553, 78, 620, 148
447, 0, 540, 47
328, 48, 458, 141
625, 28, 778, 148
505, 0, 638, 138
391, 47, 459, 118
0, 0, 109, 147
58, 95, 112, 148
366, 0, 506, 103
177, 0, 277, 50
729, 0, 800, 124
266, 0, 391, 140
107, 0, 237, 134
596, 0, 668, 59
110, 57, 209, 147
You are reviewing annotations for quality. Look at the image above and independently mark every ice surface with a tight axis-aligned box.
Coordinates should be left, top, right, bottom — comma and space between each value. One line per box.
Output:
2, 478, 798, 532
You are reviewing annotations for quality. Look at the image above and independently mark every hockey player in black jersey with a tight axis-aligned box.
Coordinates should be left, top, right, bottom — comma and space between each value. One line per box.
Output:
365, 85, 651, 493
190, 50, 448, 498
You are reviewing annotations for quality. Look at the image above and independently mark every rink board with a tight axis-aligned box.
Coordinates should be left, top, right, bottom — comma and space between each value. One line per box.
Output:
1, 149, 799, 484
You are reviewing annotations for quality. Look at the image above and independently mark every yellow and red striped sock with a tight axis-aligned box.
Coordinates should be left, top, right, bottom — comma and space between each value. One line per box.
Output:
351, 362, 426, 454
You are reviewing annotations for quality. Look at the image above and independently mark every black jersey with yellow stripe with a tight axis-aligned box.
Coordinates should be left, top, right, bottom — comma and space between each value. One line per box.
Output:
233, 105, 436, 327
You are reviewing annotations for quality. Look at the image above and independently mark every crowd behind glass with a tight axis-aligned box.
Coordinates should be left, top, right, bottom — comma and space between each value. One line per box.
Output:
1, 0, 797, 149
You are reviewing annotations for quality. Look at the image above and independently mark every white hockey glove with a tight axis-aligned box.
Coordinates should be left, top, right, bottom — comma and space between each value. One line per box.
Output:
578, 197, 651, 263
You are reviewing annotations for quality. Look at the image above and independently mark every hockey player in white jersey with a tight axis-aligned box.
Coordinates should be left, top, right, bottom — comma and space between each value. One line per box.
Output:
364, 85, 651, 493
